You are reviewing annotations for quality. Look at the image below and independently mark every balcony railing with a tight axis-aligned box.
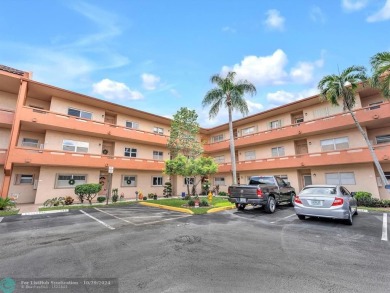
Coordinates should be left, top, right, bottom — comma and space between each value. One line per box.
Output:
7, 147, 165, 171
19, 107, 169, 146
203, 102, 390, 153
0, 108, 15, 126
216, 144, 390, 173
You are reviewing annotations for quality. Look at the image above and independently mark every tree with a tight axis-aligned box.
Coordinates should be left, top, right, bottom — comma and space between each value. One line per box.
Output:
202, 71, 256, 185
74, 183, 102, 204
370, 51, 390, 99
167, 107, 203, 158
318, 65, 389, 187
164, 154, 218, 196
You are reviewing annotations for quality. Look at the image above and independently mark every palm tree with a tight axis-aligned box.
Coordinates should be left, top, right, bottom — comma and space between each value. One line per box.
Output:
318, 65, 389, 187
370, 51, 390, 99
202, 71, 257, 185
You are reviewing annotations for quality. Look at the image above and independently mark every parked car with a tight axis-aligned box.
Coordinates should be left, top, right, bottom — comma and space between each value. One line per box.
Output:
294, 185, 358, 225
228, 175, 296, 213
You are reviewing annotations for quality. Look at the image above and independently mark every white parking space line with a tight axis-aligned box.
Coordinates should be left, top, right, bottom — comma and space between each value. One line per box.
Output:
381, 213, 388, 242
270, 214, 296, 224
137, 215, 192, 226
94, 208, 136, 225
80, 210, 115, 230
0, 217, 3, 223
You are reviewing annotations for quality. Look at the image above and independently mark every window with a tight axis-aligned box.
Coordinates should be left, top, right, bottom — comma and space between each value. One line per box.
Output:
325, 172, 356, 185
184, 177, 194, 185
269, 120, 282, 129
15, 174, 34, 185
295, 117, 304, 124
271, 146, 285, 157
152, 176, 163, 186
55, 174, 87, 188
22, 138, 39, 148
245, 151, 256, 160
242, 126, 255, 136
214, 177, 225, 185
126, 121, 139, 129
214, 155, 225, 164
385, 172, 390, 181
376, 135, 390, 144
321, 137, 349, 151
62, 140, 89, 153
124, 148, 137, 158
153, 127, 164, 135
212, 134, 224, 143
368, 101, 383, 110
153, 151, 163, 160
68, 108, 92, 120
313, 107, 330, 118
122, 175, 137, 187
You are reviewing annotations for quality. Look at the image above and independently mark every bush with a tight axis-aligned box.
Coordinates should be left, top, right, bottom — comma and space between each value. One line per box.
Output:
148, 193, 155, 199
97, 196, 106, 203
354, 191, 372, 201
357, 197, 390, 208
143, 196, 147, 200
218, 191, 228, 197
200, 199, 209, 207
188, 199, 195, 207
64, 196, 74, 205
43, 197, 65, 207
75, 184, 102, 205
183, 195, 191, 201
153, 194, 158, 200
0, 197, 16, 210
112, 188, 118, 203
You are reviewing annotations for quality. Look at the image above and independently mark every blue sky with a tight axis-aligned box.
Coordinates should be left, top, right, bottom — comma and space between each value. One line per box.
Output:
1, 0, 389, 127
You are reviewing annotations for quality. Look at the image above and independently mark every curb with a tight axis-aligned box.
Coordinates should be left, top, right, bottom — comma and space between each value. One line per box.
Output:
139, 202, 194, 215
207, 205, 236, 214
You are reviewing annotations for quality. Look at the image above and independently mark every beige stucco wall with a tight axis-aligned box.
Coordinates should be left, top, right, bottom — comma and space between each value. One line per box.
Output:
238, 140, 296, 161
0, 165, 4, 191
44, 130, 102, 154
18, 131, 45, 148
50, 96, 105, 122
360, 93, 384, 108
0, 90, 17, 110
114, 140, 168, 160
367, 127, 390, 145
116, 113, 171, 135
9, 166, 40, 203
0, 128, 10, 149
25, 97, 51, 110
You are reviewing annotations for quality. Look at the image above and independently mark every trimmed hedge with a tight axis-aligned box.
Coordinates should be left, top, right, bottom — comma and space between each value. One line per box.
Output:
355, 191, 390, 207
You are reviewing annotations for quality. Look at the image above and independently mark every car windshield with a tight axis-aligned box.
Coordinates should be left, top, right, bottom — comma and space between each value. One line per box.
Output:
249, 176, 275, 185
300, 187, 336, 196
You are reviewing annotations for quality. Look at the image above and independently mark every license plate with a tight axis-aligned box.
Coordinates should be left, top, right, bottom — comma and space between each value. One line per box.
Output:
239, 198, 246, 203
311, 200, 322, 206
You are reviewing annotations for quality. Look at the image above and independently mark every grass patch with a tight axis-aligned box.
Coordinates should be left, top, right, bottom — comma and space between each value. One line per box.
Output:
0, 209, 20, 216
147, 196, 234, 215
359, 206, 390, 213
39, 201, 137, 211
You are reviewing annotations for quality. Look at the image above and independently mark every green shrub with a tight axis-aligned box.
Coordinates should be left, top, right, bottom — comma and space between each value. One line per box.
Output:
64, 196, 74, 205
75, 184, 102, 205
143, 196, 147, 201
0, 197, 16, 210
218, 191, 228, 197
183, 195, 191, 201
148, 193, 155, 199
153, 194, 158, 200
97, 196, 106, 203
200, 199, 209, 207
43, 197, 65, 207
188, 199, 195, 206
112, 188, 118, 202
357, 197, 390, 207
354, 191, 372, 201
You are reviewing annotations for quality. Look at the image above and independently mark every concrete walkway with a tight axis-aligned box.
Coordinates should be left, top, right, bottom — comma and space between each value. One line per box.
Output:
17, 203, 41, 214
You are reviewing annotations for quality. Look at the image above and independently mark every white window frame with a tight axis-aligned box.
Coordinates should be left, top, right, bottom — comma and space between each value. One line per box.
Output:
295, 117, 304, 124
55, 174, 87, 188
153, 127, 164, 135
269, 120, 282, 129
124, 147, 137, 158
245, 150, 256, 160
214, 155, 225, 164
68, 108, 92, 120
122, 175, 137, 187
184, 177, 194, 185
212, 134, 224, 143
126, 121, 139, 129
15, 174, 34, 185
368, 101, 383, 110
271, 146, 285, 157
153, 151, 163, 160
325, 172, 356, 185
62, 140, 89, 153
242, 126, 255, 136
376, 134, 390, 144
22, 138, 39, 148
320, 137, 349, 152
214, 177, 225, 186
152, 176, 163, 186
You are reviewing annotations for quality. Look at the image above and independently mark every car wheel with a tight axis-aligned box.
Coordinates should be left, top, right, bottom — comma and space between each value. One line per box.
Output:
265, 197, 276, 214
289, 193, 295, 207
297, 214, 305, 220
354, 207, 358, 215
346, 209, 353, 225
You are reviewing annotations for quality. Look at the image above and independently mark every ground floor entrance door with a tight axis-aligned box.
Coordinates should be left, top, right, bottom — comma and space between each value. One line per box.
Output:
303, 175, 312, 187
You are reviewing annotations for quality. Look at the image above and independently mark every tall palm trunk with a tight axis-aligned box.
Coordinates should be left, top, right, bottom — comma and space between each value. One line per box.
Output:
346, 105, 389, 186
228, 105, 237, 185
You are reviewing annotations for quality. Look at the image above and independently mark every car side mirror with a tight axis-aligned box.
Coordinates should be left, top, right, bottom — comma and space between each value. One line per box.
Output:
350, 192, 355, 197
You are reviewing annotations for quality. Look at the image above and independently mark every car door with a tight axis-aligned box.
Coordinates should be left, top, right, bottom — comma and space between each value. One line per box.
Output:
341, 186, 357, 213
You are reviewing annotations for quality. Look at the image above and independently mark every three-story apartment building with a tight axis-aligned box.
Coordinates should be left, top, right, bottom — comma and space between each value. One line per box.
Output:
1, 65, 389, 203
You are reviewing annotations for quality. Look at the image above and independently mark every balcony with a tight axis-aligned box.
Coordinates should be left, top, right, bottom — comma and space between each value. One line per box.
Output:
216, 144, 390, 172
0, 108, 14, 127
7, 147, 165, 171
19, 107, 169, 146
204, 102, 390, 153
0, 149, 7, 164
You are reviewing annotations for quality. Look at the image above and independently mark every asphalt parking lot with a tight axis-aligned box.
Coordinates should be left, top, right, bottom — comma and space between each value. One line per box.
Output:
0, 204, 389, 293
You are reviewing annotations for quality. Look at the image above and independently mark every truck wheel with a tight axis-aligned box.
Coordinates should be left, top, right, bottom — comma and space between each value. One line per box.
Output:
297, 214, 305, 220
265, 197, 276, 213
236, 203, 246, 210
289, 193, 296, 207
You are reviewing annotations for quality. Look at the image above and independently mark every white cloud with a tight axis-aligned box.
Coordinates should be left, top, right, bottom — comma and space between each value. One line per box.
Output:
342, 0, 368, 11
169, 89, 181, 98
290, 58, 324, 83
92, 79, 143, 100
222, 26, 237, 33
310, 6, 326, 23
367, 0, 390, 22
221, 49, 288, 86
141, 73, 160, 90
264, 9, 285, 31
266, 88, 319, 106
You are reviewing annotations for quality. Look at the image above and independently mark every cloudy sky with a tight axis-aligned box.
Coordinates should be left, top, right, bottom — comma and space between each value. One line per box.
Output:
1, 0, 389, 127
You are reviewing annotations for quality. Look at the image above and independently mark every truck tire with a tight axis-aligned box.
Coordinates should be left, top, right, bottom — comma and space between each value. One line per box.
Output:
289, 193, 296, 207
265, 197, 276, 213
235, 203, 246, 210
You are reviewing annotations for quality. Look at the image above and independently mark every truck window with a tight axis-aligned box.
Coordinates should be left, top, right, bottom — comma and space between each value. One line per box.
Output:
249, 176, 275, 185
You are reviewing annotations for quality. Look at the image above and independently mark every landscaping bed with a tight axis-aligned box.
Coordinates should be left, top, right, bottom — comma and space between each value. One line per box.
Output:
39, 200, 137, 211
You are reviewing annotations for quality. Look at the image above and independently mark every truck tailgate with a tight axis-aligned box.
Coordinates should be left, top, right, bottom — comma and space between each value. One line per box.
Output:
229, 185, 259, 199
